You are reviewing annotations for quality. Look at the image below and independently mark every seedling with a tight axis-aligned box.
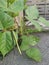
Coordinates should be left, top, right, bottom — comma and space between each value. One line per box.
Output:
0, 0, 49, 62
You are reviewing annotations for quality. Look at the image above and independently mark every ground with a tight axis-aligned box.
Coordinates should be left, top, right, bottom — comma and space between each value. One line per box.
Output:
0, 32, 49, 65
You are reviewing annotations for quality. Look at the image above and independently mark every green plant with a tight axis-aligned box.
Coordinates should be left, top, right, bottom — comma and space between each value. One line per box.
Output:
0, 0, 49, 62
0, 0, 24, 56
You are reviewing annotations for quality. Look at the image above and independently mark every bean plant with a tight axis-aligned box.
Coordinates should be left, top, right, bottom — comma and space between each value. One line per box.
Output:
0, 0, 49, 62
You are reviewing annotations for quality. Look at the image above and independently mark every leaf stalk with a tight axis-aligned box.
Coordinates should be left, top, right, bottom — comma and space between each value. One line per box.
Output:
12, 31, 22, 55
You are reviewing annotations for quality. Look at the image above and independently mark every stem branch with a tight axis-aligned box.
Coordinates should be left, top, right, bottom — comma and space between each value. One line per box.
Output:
12, 31, 22, 55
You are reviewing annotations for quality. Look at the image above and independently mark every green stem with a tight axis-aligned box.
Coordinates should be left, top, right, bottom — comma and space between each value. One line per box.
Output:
7, 0, 9, 7
12, 31, 22, 55
20, 20, 23, 35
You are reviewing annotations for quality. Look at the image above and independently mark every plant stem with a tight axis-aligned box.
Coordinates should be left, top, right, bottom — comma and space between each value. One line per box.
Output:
20, 19, 23, 35
7, 0, 9, 7
12, 31, 22, 55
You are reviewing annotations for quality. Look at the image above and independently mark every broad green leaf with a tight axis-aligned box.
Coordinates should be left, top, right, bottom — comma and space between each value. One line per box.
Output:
26, 48, 42, 62
8, 0, 24, 13
25, 5, 39, 19
25, 5, 42, 31
26, 16, 42, 31
0, 0, 24, 14
0, 11, 14, 29
0, 0, 7, 8
20, 35, 39, 51
20, 35, 29, 51
0, 31, 16, 56
39, 17, 49, 27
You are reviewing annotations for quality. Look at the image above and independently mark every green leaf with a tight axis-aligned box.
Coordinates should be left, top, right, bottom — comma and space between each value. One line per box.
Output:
25, 5, 39, 19
8, 0, 24, 13
0, 0, 24, 14
0, 0, 7, 8
26, 16, 42, 31
20, 35, 39, 51
0, 31, 16, 56
20, 35, 29, 51
39, 17, 49, 27
25, 5, 42, 31
26, 48, 42, 62
0, 11, 14, 29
